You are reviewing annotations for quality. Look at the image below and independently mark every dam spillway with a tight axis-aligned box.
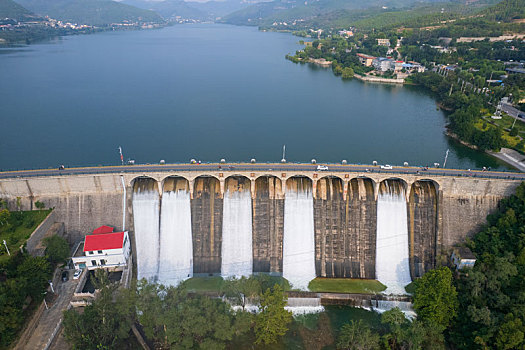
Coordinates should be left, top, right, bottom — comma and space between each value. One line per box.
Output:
158, 177, 193, 285
132, 178, 160, 282
376, 180, 412, 294
129, 176, 429, 292
221, 177, 253, 278
283, 177, 316, 290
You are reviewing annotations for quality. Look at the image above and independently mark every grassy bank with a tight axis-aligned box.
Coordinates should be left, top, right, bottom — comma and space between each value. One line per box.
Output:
308, 278, 386, 294
0, 209, 52, 263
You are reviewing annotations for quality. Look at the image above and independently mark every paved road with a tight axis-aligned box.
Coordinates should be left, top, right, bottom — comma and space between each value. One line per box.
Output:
23, 275, 78, 350
0, 162, 524, 180
501, 103, 525, 120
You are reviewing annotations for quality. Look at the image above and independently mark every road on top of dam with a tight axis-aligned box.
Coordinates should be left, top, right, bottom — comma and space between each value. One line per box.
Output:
0, 163, 524, 181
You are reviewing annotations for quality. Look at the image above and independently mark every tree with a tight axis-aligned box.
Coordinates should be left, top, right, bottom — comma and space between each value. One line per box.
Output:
34, 201, 45, 209
16, 256, 51, 301
221, 276, 261, 310
63, 284, 134, 350
43, 234, 70, 264
413, 267, 458, 331
135, 281, 250, 349
254, 284, 292, 345
381, 307, 407, 349
342, 67, 355, 79
337, 320, 380, 350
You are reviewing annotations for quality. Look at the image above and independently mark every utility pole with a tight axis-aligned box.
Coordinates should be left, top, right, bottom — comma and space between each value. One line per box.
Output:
443, 149, 450, 169
281, 145, 286, 163
3, 240, 10, 256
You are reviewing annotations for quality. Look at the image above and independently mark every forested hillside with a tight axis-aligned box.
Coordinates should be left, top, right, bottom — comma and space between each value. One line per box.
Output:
15, 0, 162, 25
0, 0, 35, 20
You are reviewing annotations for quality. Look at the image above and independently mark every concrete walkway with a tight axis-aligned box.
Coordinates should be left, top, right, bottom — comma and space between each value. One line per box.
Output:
489, 148, 525, 172
22, 277, 78, 350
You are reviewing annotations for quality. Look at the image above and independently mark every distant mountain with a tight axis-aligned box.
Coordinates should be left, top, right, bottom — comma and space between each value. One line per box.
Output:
121, 0, 252, 20
220, 0, 475, 26
190, 0, 252, 18
122, 0, 209, 20
15, 0, 163, 25
0, 0, 36, 20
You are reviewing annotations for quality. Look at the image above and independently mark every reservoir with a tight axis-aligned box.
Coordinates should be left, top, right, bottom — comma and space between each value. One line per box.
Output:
0, 23, 510, 170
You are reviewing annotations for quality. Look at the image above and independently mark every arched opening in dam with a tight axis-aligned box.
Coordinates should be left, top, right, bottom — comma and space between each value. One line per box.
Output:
376, 179, 411, 294
159, 176, 193, 286
314, 176, 345, 278
191, 176, 223, 275
408, 180, 439, 279
283, 176, 316, 290
132, 177, 160, 282
222, 176, 253, 278
252, 176, 284, 274
346, 177, 377, 279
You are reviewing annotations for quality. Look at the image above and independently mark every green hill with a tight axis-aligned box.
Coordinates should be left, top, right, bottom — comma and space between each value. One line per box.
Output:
15, 0, 163, 25
220, 0, 456, 26
0, 0, 34, 20
479, 0, 525, 21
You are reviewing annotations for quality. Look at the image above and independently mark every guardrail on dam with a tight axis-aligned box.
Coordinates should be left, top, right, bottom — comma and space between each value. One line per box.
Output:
0, 164, 522, 287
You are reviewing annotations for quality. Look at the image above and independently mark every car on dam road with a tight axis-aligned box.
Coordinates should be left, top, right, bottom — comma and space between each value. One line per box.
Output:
317, 165, 329, 171
381, 165, 393, 170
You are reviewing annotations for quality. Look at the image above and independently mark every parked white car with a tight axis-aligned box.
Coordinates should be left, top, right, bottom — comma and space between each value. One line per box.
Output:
317, 165, 329, 171
73, 269, 82, 280
380, 165, 393, 170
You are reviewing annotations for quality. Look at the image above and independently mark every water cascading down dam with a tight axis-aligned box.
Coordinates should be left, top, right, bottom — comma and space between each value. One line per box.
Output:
158, 177, 193, 285
221, 176, 253, 278
132, 177, 160, 282
283, 177, 316, 290
376, 179, 412, 294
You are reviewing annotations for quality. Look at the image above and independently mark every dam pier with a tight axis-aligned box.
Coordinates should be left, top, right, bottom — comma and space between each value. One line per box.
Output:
1, 163, 523, 291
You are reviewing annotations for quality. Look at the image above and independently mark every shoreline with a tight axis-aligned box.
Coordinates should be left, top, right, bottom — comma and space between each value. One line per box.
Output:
446, 130, 525, 172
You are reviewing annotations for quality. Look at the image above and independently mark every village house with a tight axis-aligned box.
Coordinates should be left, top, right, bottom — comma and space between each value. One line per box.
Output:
372, 57, 393, 72
356, 53, 376, 67
71, 225, 131, 271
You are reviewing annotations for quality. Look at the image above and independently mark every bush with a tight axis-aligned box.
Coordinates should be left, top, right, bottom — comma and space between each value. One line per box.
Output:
43, 235, 70, 264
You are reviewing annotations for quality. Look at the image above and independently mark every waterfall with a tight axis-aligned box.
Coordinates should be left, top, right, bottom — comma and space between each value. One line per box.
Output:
283, 179, 316, 290
376, 180, 412, 294
132, 186, 160, 282
158, 189, 193, 286
221, 187, 253, 278
373, 300, 416, 319
285, 297, 324, 315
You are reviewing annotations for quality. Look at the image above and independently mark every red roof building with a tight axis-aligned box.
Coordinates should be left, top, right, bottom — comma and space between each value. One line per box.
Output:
93, 225, 114, 234
84, 232, 125, 252
72, 228, 131, 271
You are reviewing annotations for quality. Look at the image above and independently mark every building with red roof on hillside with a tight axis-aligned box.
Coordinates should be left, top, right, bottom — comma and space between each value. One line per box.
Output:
71, 226, 130, 271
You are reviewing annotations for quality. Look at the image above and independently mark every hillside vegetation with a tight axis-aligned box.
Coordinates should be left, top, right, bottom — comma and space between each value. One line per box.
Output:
0, 0, 35, 20
15, 0, 162, 25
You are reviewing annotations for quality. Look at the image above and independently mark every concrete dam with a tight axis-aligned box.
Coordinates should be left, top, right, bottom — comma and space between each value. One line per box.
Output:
0, 165, 522, 292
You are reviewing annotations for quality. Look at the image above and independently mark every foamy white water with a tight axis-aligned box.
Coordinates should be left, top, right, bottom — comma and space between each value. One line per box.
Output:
373, 300, 416, 319
133, 189, 160, 282
158, 190, 193, 286
376, 184, 412, 294
221, 189, 253, 278
283, 187, 316, 290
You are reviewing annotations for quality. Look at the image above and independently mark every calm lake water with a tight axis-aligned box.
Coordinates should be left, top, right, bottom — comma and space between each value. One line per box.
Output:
0, 24, 510, 170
